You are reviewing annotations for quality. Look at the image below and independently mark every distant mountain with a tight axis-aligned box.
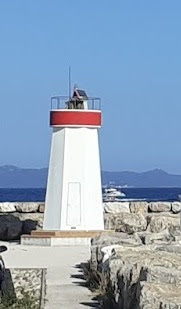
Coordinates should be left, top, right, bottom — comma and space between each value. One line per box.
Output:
0, 166, 181, 188
102, 169, 181, 188
0, 165, 47, 188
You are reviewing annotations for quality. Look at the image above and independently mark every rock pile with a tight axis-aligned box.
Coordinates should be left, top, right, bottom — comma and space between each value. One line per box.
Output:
0, 203, 44, 240
104, 201, 181, 233
0, 200, 180, 242
89, 201, 181, 308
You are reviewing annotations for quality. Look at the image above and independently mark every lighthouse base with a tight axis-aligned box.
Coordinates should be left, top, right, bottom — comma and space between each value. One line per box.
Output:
44, 127, 104, 231
21, 230, 114, 246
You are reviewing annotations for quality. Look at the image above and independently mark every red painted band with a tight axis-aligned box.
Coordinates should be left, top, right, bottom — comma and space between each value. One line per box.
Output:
50, 111, 102, 127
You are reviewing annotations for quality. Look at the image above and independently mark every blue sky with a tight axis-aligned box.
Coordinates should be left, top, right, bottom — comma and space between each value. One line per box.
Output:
0, 1, 181, 173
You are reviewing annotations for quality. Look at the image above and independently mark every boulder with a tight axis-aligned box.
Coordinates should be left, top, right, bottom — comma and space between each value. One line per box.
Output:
101, 246, 181, 309
137, 230, 173, 245
130, 201, 148, 214
38, 204, 45, 213
16, 213, 44, 230
148, 202, 171, 212
22, 220, 38, 234
0, 203, 16, 213
15, 203, 39, 213
172, 202, 181, 214
104, 202, 130, 214
140, 282, 181, 309
104, 213, 115, 230
147, 214, 180, 233
91, 232, 142, 247
115, 213, 147, 234
168, 227, 181, 242
109, 246, 181, 284
91, 232, 142, 271
116, 213, 147, 234
0, 215, 22, 240
104, 213, 147, 233
156, 244, 181, 255
101, 245, 125, 262
90, 212, 181, 309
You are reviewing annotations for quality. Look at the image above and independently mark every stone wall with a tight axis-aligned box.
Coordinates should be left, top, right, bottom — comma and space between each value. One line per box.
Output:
0, 203, 44, 240
103, 201, 181, 234
0, 201, 180, 240
89, 201, 181, 308
1, 268, 46, 308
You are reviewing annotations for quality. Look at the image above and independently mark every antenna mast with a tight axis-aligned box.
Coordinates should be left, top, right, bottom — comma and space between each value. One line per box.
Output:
68, 66, 71, 100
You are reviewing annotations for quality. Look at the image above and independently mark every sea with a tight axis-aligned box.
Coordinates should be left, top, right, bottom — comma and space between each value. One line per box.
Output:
0, 188, 181, 202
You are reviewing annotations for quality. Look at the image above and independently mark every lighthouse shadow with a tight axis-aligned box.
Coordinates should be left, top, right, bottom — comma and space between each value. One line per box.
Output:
71, 263, 100, 308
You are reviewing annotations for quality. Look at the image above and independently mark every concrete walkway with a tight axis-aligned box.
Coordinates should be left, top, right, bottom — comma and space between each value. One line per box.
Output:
1, 242, 99, 309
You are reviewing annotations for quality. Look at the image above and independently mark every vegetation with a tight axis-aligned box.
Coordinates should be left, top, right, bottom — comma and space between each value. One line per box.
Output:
0, 290, 40, 309
82, 261, 116, 309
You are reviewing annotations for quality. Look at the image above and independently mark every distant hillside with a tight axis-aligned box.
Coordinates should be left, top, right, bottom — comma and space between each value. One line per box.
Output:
102, 169, 181, 187
0, 166, 47, 188
0, 165, 181, 188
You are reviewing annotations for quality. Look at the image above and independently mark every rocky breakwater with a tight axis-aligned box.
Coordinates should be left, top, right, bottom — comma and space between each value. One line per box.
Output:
88, 201, 181, 308
0, 200, 180, 241
0, 202, 44, 240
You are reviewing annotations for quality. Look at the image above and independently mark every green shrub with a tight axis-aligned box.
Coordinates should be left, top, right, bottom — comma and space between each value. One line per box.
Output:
0, 290, 40, 309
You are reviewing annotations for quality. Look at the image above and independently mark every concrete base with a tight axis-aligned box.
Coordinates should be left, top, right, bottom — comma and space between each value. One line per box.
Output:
21, 230, 114, 246
21, 236, 91, 246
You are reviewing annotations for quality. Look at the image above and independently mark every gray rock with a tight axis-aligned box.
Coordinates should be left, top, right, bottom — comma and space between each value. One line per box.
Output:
115, 213, 147, 233
140, 282, 181, 309
91, 232, 142, 271
149, 202, 171, 212
15, 203, 39, 213
16, 213, 44, 230
0, 215, 22, 240
147, 214, 180, 233
160, 227, 181, 244
91, 232, 142, 246
130, 201, 148, 214
38, 204, 45, 213
156, 244, 181, 254
90, 210, 181, 309
102, 246, 181, 309
104, 202, 130, 214
137, 230, 173, 245
104, 213, 115, 230
172, 202, 181, 214
104, 213, 147, 233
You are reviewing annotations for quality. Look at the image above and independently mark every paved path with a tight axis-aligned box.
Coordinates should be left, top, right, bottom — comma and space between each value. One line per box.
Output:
1, 242, 99, 309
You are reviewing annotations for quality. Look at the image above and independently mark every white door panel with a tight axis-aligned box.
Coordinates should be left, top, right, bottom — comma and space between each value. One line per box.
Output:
67, 182, 81, 227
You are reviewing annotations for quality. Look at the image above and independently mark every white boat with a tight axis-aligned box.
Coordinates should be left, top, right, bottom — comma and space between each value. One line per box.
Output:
102, 187, 126, 202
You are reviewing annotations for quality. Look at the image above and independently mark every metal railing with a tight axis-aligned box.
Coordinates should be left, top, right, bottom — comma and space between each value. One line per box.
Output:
51, 95, 101, 110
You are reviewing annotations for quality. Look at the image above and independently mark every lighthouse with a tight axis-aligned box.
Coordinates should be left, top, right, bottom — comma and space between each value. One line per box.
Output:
43, 87, 104, 231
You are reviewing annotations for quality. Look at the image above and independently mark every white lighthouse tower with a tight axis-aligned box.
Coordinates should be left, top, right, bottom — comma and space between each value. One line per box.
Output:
43, 87, 104, 231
